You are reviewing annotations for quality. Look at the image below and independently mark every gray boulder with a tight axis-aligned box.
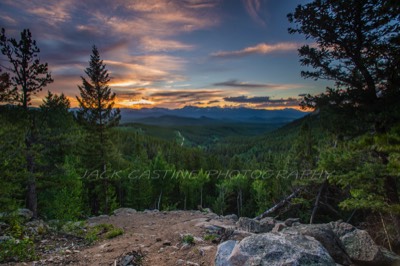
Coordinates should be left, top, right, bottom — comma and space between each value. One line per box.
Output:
237, 217, 276, 233
26, 219, 49, 235
284, 221, 400, 266
283, 223, 352, 265
215, 240, 237, 266
339, 227, 400, 265
215, 232, 336, 266
330, 221, 400, 265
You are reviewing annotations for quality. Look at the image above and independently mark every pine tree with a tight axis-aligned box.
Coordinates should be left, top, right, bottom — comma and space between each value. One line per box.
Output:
0, 28, 53, 217
76, 46, 120, 215
288, 0, 400, 241
0, 28, 53, 109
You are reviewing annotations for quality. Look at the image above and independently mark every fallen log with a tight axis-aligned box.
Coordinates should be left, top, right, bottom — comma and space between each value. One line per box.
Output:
254, 188, 301, 220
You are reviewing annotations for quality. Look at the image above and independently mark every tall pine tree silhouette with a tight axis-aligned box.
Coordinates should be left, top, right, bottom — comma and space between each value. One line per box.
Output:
76, 46, 120, 214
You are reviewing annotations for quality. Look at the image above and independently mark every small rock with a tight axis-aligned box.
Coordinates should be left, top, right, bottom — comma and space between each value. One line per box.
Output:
194, 236, 204, 243
224, 214, 239, 221
100, 243, 111, 249
120, 255, 134, 266
156, 237, 162, 242
15, 208, 33, 222
176, 259, 185, 265
202, 208, 212, 213
199, 245, 214, 252
113, 208, 137, 216
26, 219, 49, 235
284, 217, 300, 227
181, 243, 191, 250
64, 249, 72, 254
272, 222, 286, 232
163, 240, 171, 246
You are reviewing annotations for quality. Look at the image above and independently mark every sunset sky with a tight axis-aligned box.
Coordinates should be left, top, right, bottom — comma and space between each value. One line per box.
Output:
0, 0, 333, 109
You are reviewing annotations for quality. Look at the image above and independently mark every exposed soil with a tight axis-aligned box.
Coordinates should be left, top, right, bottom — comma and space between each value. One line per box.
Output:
5, 210, 237, 266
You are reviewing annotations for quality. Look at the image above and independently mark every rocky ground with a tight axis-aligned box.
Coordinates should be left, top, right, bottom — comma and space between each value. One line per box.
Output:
1, 209, 238, 266
2, 208, 400, 266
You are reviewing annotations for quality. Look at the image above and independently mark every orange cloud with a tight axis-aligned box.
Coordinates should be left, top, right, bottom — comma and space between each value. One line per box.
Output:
140, 37, 194, 52
104, 54, 186, 88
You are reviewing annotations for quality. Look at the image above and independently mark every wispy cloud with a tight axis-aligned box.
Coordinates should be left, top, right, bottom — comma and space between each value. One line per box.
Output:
140, 37, 194, 52
151, 90, 223, 100
211, 42, 300, 58
224, 95, 271, 103
224, 95, 299, 107
214, 79, 283, 88
255, 98, 300, 108
183, 0, 221, 9
242, 0, 266, 26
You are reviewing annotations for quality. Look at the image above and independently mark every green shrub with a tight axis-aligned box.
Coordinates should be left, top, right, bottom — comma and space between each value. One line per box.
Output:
181, 234, 194, 245
61, 221, 86, 237
0, 237, 37, 263
105, 228, 124, 239
84, 229, 98, 244
85, 223, 123, 244
204, 234, 218, 241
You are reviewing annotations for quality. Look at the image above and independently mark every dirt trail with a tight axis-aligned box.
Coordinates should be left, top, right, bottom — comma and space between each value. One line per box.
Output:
20, 210, 236, 266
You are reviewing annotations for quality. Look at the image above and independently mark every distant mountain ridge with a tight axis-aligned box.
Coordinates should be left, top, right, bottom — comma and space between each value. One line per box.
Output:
119, 106, 308, 125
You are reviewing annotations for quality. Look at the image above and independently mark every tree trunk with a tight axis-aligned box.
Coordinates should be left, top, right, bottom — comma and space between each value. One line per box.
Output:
237, 193, 240, 217
157, 190, 162, 210
103, 164, 109, 214
237, 190, 243, 217
25, 117, 37, 218
26, 177, 37, 218
200, 187, 203, 209
310, 180, 327, 224
384, 175, 400, 248
384, 176, 400, 205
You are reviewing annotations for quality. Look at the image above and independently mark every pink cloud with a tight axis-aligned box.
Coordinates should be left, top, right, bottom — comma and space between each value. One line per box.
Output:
211, 42, 301, 58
